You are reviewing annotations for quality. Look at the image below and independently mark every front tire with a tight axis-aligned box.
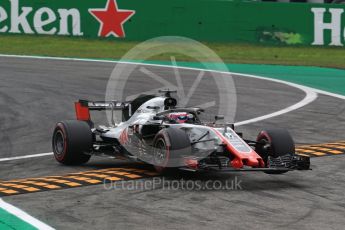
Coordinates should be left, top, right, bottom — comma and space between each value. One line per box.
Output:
52, 120, 92, 165
152, 128, 191, 173
255, 129, 295, 174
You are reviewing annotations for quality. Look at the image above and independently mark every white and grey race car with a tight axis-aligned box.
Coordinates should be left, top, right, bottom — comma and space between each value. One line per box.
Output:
52, 90, 310, 173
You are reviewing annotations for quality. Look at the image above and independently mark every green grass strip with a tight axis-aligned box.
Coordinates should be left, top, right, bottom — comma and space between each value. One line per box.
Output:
0, 34, 344, 68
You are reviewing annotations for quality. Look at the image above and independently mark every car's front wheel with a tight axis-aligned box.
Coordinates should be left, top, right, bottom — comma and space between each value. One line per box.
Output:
255, 129, 295, 174
52, 120, 92, 165
152, 127, 191, 173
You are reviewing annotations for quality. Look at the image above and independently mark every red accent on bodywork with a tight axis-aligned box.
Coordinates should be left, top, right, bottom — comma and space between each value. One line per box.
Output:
230, 158, 243, 168
119, 128, 129, 145
211, 128, 265, 169
184, 157, 199, 170
75, 102, 91, 121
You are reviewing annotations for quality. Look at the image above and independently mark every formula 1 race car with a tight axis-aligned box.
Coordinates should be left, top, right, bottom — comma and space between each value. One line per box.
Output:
52, 90, 310, 174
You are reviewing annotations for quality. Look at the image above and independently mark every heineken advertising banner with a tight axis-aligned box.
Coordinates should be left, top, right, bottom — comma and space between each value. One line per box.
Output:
0, 0, 345, 46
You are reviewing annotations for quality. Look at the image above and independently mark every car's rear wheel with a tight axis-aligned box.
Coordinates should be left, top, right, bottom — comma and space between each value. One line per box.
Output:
152, 128, 191, 173
255, 129, 295, 174
52, 120, 92, 165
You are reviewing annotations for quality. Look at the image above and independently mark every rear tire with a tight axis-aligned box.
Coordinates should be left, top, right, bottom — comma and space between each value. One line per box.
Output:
52, 120, 92, 165
152, 128, 191, 173
255, 129, 295, 174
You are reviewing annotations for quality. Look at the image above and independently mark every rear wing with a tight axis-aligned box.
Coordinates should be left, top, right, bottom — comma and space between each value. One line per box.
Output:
75, 100, 132, 122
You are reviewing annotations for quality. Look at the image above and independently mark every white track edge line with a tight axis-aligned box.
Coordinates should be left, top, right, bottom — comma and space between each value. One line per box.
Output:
235, 89, 317, 126
0, 152, 53, 162
0, 198, 55, 230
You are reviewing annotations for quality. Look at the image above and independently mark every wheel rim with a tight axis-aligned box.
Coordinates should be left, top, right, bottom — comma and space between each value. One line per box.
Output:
257, 138, 271, 166
54, 130, 65, 156
153, 139, 168, 166
261, 139, 271, 153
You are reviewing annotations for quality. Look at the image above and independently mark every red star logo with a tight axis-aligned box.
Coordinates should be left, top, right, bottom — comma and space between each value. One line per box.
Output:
89, 0, 135, 38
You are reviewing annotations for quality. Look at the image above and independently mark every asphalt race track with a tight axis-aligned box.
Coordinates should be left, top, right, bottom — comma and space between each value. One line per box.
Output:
1, 56, 345, 230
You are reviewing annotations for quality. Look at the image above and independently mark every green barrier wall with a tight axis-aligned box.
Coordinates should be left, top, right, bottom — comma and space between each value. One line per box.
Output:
0, 0, 345, 46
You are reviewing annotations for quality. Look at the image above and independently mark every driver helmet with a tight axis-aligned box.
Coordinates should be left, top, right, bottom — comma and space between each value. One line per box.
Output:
167, 112, 194, 123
